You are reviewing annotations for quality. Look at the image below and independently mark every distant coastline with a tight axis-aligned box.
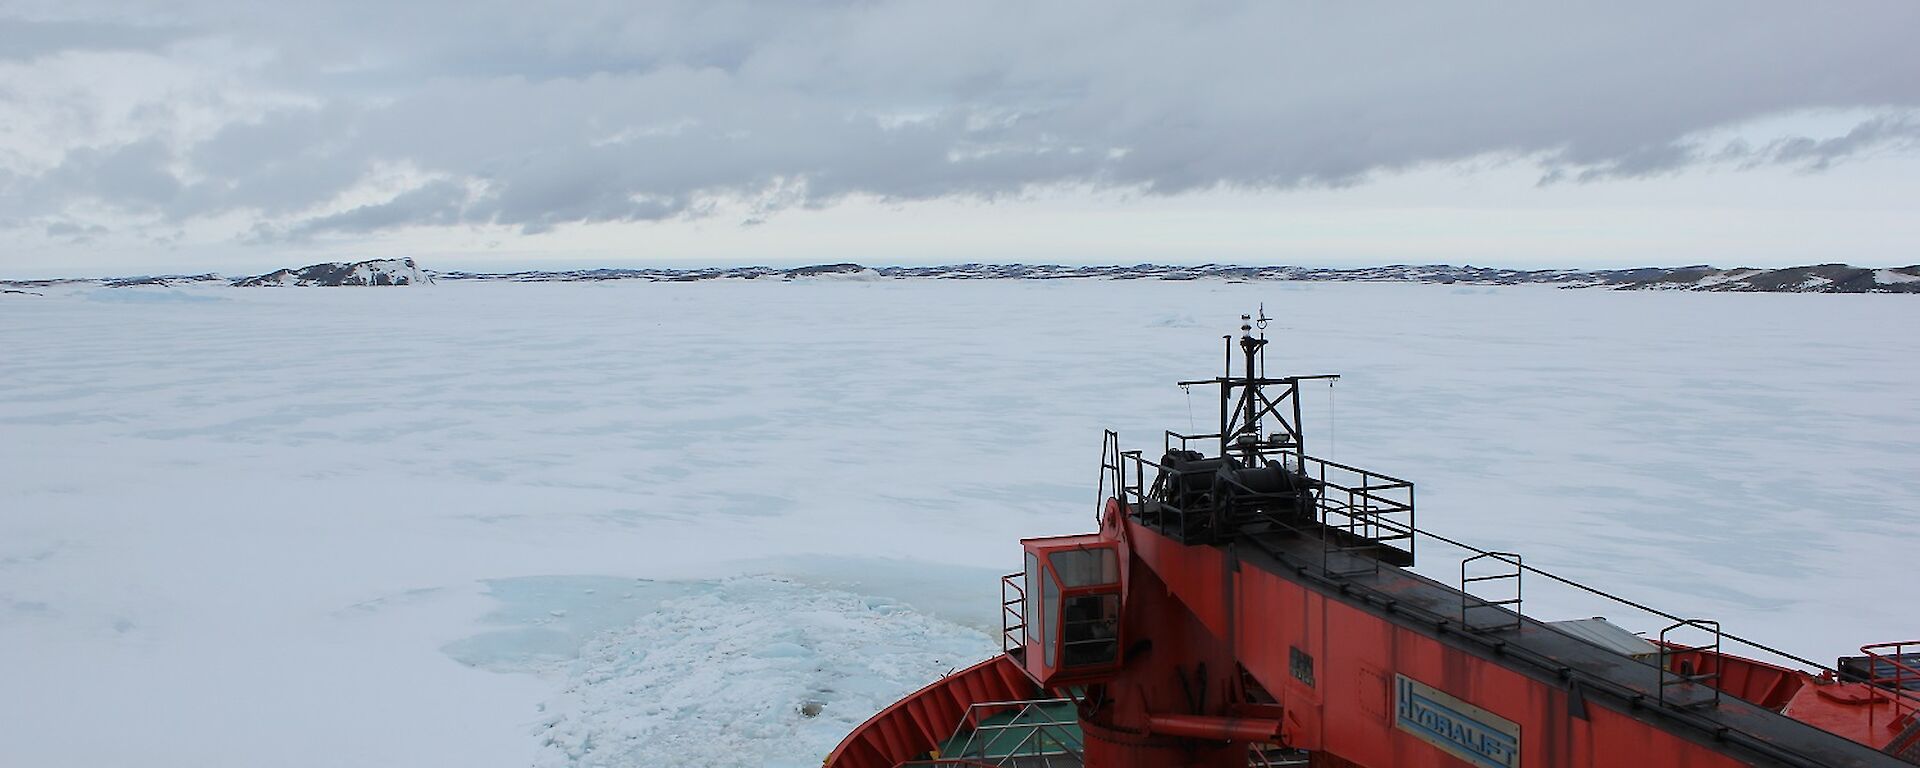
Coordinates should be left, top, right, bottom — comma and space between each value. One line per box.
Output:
6, 260, 1919, 294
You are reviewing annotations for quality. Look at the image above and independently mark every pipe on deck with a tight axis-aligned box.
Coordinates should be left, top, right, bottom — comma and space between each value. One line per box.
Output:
1145, 713, 1283, 743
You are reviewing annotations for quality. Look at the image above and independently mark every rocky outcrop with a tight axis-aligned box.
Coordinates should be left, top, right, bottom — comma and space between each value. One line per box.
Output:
781, 263, 875, 279
233, 258, 431, 287
104, 274, 224, 288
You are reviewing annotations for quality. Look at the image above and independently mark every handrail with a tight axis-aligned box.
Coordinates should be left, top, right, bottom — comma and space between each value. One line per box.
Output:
1660, 620, 1724, 710
1107, 433, 1895, 693
1105, 426, 1920, 728
1859, 641, 1920, 720
1000, 573, 1026, 655
943, 698, 1083, 767
826, 655, 1039, 768
1311, 507, 1890, 685
1109, 447, 1416, 560
1861, 642, 1920, 689
1460, 552, 1524, 632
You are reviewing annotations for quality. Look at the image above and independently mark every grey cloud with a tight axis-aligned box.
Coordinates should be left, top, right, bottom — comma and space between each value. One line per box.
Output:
1545, 115, 1920, 183
184, 105, 364, 214
8, 0, 1920, 236
35, 139, 182, 210
285, 178, 470, 236
44, 219, 109, 243
1752, 115, 1920, 171
0, 18, 185, 60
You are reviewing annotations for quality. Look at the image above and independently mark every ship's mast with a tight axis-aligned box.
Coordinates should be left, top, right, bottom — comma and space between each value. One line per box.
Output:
1184, 307, 1332, 469
1235, 311, 1266, 464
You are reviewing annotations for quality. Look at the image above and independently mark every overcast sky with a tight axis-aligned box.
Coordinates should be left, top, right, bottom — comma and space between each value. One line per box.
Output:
1, 1, 1917, 277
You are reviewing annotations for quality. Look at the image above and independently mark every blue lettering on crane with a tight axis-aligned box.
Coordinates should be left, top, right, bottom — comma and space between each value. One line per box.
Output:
1394, 674, 1521, 768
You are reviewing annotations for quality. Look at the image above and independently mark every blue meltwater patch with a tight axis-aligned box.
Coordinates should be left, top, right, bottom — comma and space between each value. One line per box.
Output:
1395, 674, 1521, 768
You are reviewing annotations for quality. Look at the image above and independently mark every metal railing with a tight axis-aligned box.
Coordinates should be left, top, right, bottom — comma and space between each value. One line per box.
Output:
1859, 641, 1920, 735
1105, 432, 1415, 564
940, 698, 1083, 767
1088, 427, 1920, 766
1299, 455, 1415, 563
1659, 620, 1725, 710
1248, 747, 1312, 767
1001, 573, 1026, 656
1267, 502, 1920, 724
1460, 552, 1523, 632
1860, 641, 1920, 696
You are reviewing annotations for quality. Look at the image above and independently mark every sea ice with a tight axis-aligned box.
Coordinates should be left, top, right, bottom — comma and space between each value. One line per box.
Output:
1, 278, 1915, 767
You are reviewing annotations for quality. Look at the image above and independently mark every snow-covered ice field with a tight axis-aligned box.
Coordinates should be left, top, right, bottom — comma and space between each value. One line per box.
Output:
2, 278, 1916, 767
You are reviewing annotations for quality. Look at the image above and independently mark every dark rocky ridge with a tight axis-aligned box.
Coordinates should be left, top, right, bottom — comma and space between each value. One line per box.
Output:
436, 262, 876, 282
433, 262, 1920, 293
103, 274, 225, 288
9, 261, 1919, 293
232, 258, 431, 287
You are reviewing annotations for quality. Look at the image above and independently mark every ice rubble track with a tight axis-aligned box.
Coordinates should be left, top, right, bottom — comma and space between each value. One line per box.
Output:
531, 577, 994, 768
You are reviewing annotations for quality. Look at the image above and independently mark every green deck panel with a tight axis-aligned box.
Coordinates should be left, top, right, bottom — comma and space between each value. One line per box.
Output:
936, 701, 1084, 760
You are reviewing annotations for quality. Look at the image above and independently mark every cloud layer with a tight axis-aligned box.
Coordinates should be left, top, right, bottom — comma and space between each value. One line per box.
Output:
4, 1, 1918, 241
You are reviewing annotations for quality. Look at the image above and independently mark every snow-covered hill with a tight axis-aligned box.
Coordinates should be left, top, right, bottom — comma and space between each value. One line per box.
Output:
232, 258, 432, 287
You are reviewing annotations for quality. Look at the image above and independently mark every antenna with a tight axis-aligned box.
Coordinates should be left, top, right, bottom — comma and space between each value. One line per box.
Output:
1234, 312, 1269, 464
1180, 313, 1336, 466
1256, 301, 1270, 376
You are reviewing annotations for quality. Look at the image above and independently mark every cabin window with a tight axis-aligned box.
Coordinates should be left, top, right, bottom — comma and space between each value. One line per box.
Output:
1060, 593, 1120, 667
1049, 548, 1118, 587
1024, 552, 1041, 650
1042, 572, 1060, 668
